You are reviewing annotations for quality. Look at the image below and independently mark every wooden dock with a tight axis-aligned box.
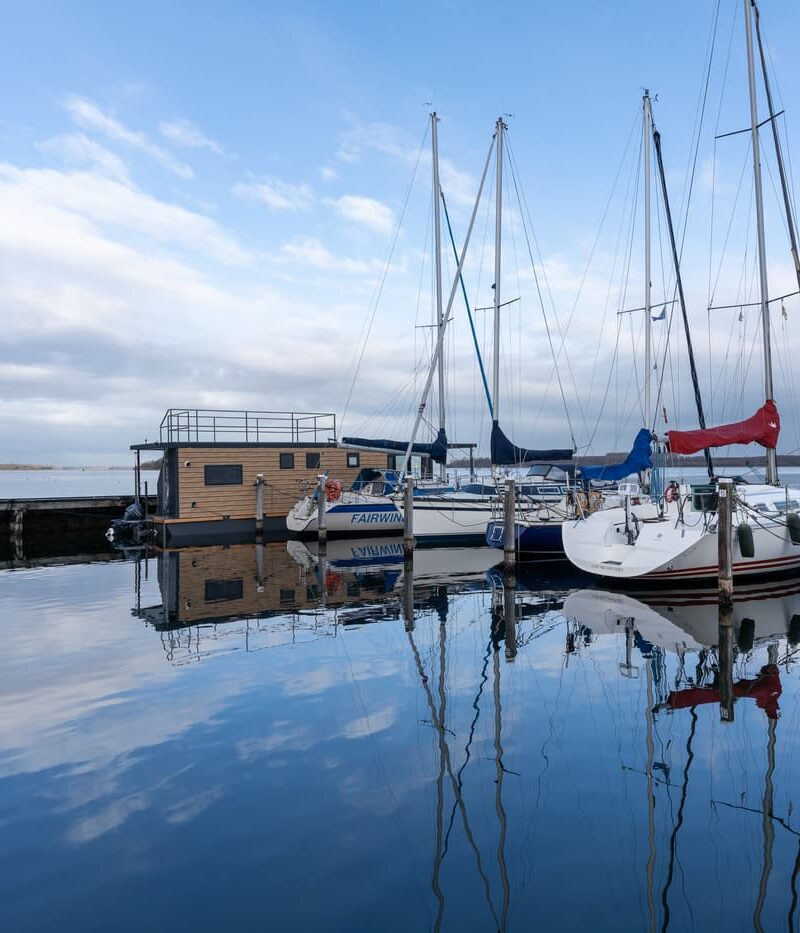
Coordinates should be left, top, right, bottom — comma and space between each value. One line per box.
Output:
0, 495, 157, 559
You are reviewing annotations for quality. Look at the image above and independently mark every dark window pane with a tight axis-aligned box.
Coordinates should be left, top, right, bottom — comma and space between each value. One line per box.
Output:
306, 452, 321, 469
204, 464, 243, 486
280, 453, 295, 469
347, 452, 360, 468
204, 578, 244, 602
387, 454, 397, 470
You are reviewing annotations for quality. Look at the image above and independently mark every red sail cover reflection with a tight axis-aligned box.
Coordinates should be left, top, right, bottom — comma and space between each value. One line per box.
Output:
666, 664, 781, 720
667, 400, 780, 455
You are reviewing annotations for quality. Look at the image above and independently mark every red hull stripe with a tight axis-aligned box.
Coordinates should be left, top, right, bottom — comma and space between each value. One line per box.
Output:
647, 552, 800, 579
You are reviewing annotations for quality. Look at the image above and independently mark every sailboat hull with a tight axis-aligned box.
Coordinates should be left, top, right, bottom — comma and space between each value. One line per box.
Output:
562, 486, 800, 582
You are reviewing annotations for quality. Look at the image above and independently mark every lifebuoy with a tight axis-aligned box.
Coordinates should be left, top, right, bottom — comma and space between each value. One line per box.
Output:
325, 479, 343, 502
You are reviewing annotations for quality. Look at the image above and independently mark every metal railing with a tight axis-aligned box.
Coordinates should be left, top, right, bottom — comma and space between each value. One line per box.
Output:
159, 409, 337, 444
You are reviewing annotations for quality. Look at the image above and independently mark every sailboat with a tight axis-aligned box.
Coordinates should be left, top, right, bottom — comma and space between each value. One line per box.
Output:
288, 115, 573, 542
563, 0, 800, 582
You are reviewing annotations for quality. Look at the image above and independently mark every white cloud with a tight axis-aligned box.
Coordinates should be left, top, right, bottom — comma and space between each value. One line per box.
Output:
277, 237, 378, 275
64, 94, 194, 179
233, 176, 313, 211
39, 132, 129, 181
327, 194, 394, 234
320, 164, 338, 182
159, 118, 224, 156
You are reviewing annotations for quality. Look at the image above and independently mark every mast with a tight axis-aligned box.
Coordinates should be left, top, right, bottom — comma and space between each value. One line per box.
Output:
431, 111, 446, 482
744, 0, 778, 485
753, 1, 800, 295
399, 133, 496, 479
643, 91, 653, 428
492, 117, 504, 428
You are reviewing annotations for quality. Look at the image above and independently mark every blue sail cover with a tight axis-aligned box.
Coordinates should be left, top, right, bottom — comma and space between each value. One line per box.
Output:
341, 428, 448, 464
580, 428, 652, 481
490, 421, 573, 465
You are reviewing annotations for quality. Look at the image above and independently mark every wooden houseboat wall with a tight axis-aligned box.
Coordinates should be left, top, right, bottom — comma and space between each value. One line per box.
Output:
132, 409, 396, 544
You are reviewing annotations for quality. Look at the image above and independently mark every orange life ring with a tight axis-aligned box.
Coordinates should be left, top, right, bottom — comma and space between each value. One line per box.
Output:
325, 479, 343, 502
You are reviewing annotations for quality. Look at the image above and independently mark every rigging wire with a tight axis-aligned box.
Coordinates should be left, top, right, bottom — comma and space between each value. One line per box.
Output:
341, 123, 429, 432
504, 138, 579, 449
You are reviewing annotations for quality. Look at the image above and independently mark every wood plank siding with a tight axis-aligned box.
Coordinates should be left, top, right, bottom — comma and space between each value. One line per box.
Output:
171, 445, 389, 521
165, 542, 396, 625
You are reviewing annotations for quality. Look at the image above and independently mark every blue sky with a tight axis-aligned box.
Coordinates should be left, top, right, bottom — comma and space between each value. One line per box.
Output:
2, 1, 800, 463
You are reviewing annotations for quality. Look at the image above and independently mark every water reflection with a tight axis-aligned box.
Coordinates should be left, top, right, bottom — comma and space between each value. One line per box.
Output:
4, 541, 800, 930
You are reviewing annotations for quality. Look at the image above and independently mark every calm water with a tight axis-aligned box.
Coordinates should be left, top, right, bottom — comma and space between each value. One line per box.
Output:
3, 541, 800, 931
0, 469, 160, 499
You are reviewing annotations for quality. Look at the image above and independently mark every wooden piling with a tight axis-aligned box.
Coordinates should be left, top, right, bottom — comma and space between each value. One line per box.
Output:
403, 475, 414, 560
503, 478, 516, 573
718, 477, 734, 722
403, 560, 415, 631
254, 473, 265, 538
317, 474, 327, 546
718, 478, 734, 614
503, 578, 516, 661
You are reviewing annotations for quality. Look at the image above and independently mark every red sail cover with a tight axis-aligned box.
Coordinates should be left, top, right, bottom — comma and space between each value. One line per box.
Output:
667, 400, 780, 455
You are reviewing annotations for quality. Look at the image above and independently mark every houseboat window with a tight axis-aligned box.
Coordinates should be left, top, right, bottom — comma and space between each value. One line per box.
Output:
279, 453, 295, 469
204, 464, 243, 486
347, 452, 360, 468
387, 454, 398, 469
204, 578, 244, 602
306, 452, 321, 469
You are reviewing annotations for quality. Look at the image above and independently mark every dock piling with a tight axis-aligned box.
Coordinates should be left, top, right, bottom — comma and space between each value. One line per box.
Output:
503, 478, 516, 574
718, 477, 734, 722
254, 473, 265, 538
403, 475, 414, 560
317, 474, 327, 546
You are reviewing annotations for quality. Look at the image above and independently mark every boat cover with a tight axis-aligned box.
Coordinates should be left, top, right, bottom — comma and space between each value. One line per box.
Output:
667, 400, 780, 455
341, 428, 448, 464
580, 428, 652, 481
490, 421, 573, 465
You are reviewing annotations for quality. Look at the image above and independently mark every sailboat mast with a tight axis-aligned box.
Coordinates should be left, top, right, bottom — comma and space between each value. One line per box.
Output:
643, 90, 653, 428
492, 117, 504, 427
752, 0, 800, 295
431, 111, 446, 482
744, 0, 778, 485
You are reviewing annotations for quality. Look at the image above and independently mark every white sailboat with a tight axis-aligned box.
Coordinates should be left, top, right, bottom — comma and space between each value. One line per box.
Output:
288, 115, 573, 542
563, 0, 800, 583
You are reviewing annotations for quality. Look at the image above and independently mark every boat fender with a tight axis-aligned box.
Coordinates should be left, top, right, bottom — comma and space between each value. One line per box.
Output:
789, 614, 800, 646
737, 522, 755, 558
737, 617, 755, 653
787, 511, 800, 545
325, 479, 343, 502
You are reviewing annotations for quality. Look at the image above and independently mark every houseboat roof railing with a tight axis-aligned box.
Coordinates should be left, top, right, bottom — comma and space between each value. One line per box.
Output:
158, 409, 337, 445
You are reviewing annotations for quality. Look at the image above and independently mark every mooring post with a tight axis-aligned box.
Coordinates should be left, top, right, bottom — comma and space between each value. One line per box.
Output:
503, 477, 516, 574
317, 474, 327, 546
135, 449, 141, 505
255, 541, 265, 592
144, 481, 149, 521
503, 577, 517, 661
718, 477, 735, 722
403, 560, 415, 631
254, 473, 265, 538
403, 474, 414, 560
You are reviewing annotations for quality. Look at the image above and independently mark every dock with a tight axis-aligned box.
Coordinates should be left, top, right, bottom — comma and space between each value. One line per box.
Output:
0, 494, 157, 558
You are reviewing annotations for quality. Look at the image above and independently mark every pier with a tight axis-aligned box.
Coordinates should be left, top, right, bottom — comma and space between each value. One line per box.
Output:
0, 494, 157, 557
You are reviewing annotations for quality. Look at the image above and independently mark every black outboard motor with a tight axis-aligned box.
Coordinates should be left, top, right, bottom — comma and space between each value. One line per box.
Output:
106, 501, 149, 543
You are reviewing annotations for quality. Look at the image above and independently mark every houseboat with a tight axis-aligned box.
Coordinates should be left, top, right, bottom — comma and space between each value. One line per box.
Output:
132, 408, 391, 545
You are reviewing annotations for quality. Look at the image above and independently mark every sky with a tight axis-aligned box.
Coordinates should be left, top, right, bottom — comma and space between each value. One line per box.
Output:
2, 0, 800, 464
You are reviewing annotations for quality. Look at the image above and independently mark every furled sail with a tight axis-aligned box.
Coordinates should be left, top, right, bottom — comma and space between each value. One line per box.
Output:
490, 421, 573, 465
341, 428, 448, 464
668, 400, 780, 455
580, 428, 652, 481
